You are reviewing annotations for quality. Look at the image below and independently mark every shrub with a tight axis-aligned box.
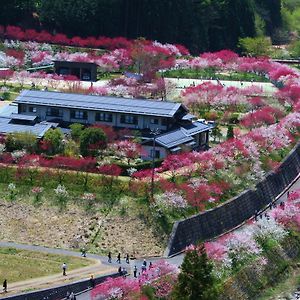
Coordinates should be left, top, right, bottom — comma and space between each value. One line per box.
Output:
5, 132, 37, 153
44, 128, 64, 155
80, 127, 107, 156
69, 123, 84, 141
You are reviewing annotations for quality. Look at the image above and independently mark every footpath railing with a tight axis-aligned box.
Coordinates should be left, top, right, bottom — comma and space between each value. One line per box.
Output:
3, 273, 119, 300
165, 142, 300, 257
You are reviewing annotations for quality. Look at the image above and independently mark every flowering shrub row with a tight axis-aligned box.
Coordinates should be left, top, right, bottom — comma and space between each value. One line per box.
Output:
0, 153, 122, 177
0, 25, 132, 50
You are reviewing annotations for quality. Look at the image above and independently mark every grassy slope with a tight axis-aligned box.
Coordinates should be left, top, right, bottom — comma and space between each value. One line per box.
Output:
0, 247, 92, 283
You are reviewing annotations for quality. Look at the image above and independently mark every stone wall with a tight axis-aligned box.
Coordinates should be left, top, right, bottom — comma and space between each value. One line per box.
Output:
165, 143, 300, 257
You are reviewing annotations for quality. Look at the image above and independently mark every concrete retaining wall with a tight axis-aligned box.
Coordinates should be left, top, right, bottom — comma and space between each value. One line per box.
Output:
3, 273, 119, 300
166, 143, 300, 257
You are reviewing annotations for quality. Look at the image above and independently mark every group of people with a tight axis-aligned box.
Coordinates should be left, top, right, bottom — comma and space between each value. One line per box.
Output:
108, 252, 130, 264
254, 194, 288, 222
108, 252, 154, 279
133, 259, 153, 279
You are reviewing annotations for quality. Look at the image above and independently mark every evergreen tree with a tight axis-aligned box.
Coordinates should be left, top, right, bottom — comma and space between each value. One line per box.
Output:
172, 244, 219, 300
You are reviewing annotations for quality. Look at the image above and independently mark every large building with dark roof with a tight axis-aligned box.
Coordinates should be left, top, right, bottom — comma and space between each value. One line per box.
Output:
14, 90, 211, 159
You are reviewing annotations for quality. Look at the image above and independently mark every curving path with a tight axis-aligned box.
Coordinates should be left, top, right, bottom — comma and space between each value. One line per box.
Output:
0, 241, 183, 298
1, 170, 299, 299
0, 242, 115, 298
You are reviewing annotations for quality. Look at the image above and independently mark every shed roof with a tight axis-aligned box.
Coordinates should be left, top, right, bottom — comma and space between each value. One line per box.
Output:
156, 128, 194, 149
0, 123, 52, 138
155, 121, 210, 149
182, 121, 210, 136
10, 113, 37, 121
15, 90, 184, 118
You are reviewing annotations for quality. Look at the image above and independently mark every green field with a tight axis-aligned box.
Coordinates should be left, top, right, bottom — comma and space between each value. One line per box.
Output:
0, 247, 92, 283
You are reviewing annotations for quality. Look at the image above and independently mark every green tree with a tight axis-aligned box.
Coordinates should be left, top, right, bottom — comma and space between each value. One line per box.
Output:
0, 0, 37, 26
172, 244, 219, 300
254, 0, 282, 36
79, 127, 107, 157
5, 132, 37, 153
211, 126, 222, 142
282, 0, 300, 12
289, 40, 300, 58
44, 128, 64, 155
227, 124, 234, 139
238, 36, 272, 56
70, 123, 84, 141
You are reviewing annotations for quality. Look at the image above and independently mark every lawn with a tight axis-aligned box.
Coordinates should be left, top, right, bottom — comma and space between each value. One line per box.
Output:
0, 247, 92, 283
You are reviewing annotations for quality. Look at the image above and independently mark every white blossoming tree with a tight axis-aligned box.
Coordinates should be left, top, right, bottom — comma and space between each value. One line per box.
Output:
54, 184, 69, 211
7, 183, 17, 201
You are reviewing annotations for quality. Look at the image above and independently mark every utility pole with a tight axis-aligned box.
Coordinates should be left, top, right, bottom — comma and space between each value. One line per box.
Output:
150, 128, 160, 201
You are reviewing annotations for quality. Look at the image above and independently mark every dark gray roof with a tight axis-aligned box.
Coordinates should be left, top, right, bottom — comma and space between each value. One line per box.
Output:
182, 121, 210, 136
155, 121, 210, 149
156, 128, 194, 149
10, 113, 37, 121
15, 90, 183, 118
0, 123, 52, 138
181, 113, 196, 121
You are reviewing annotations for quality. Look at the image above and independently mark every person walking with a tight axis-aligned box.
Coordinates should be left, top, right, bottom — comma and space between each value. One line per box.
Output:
89, 274, 95, 289
3, 279, 7, 293
81, 247, 87, 257
141, 260, 147, 273
142, 259, 147, 268
62, 262, 67, 276
133, 266, 137, 278
116, 253, 121, 264
122, 267, 127, 278
125, 253, 129, 264
70, 292, 76, 300
108, 251, 112, 263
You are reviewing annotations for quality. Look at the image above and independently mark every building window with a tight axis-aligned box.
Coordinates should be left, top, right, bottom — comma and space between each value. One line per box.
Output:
28, 106, 36, 113
161, 118, 168, 126
150, 118, 159, 125
46, 107, 63, 117
19, 105, 26, 113
71, 110, 88, 120
150, 149, 160, 159
120, 114, 138, 125
95, 112, 112, 122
